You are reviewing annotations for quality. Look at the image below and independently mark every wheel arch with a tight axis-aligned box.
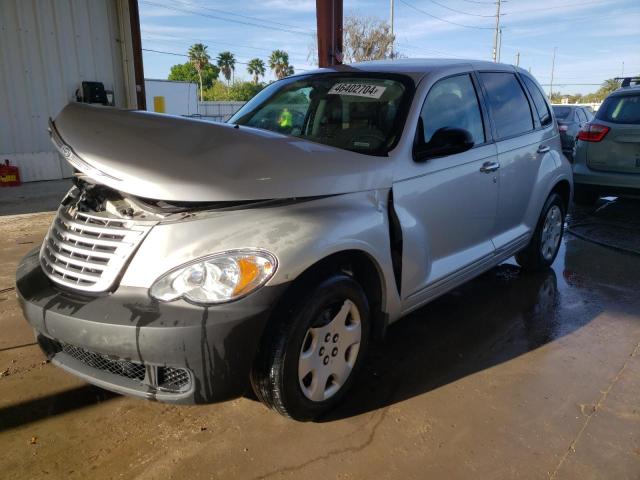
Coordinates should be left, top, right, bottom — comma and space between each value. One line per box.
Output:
268, 249, 389, 342
550, 178, 572, 212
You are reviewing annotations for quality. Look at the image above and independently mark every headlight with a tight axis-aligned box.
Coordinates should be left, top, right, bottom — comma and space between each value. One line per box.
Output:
150, 250, 277, 304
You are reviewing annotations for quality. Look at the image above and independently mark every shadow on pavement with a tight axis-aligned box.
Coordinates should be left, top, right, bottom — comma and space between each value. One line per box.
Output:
319, 264, 581, 422
0, 385, 117, 432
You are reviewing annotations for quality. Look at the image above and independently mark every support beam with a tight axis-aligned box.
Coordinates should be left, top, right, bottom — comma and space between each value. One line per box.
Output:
316, 0, 343, 68
128, 0, 146, 109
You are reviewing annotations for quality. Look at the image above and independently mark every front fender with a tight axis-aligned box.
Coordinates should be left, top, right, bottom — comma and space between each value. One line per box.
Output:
120, 190, 401, 319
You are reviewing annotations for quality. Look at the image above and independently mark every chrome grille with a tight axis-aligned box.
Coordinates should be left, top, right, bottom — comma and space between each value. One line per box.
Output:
59, 343, 192, 393
62, 343, 146, 380
40, 206, 153, 292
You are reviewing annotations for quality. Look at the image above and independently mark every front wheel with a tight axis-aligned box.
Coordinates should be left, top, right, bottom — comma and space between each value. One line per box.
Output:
516, 193, 565, 271
251, 274, 370, 421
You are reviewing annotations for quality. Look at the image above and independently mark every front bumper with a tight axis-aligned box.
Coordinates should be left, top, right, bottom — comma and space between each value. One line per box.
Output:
16, 248, 287, 404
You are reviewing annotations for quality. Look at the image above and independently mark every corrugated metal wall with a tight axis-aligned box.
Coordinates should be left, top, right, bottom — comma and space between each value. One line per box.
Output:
0, 0, 133, 182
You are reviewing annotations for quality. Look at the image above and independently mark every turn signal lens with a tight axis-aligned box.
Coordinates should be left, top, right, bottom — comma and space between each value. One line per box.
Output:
577, 123, 610, 142
150, 250, 277, 304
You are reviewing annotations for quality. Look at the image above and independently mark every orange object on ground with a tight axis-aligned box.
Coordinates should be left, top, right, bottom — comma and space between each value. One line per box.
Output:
0, 159, 21, 187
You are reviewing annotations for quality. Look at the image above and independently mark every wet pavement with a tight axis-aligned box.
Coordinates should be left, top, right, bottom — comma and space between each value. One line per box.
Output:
1, 199, 639, 479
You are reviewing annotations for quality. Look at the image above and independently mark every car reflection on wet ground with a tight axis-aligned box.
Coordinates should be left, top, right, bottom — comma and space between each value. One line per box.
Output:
0, 198, 639, 479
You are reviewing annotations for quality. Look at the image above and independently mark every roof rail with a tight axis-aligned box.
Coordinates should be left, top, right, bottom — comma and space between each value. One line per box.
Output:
614, 76, 640, 88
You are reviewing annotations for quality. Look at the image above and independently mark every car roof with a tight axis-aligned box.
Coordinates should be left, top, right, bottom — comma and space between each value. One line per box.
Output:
611, 84, 640, 96
296, 58, 522, 83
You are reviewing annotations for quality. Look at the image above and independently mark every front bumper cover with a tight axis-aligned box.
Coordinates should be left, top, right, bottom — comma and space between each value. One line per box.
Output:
16, 248, 288, 404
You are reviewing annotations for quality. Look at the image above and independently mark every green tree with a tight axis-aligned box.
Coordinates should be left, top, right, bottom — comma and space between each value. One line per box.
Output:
600, 78, 621, 96
203, 81, 265, 101
247, 58, 266, 84
269, 50, 292, 80
217, 51, 236, 84
228, 81, 264, 101
168, 62, 219, 89
187, 43, 211, 102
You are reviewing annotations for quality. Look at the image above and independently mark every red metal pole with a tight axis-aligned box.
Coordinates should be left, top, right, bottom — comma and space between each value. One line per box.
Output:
316, 0, 343, 68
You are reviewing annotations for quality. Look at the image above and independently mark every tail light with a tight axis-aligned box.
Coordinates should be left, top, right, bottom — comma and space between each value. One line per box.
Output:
577, 123, 610, 142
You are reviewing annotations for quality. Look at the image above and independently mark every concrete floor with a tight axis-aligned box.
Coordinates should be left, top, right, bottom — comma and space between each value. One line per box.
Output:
1, 198, 639, 479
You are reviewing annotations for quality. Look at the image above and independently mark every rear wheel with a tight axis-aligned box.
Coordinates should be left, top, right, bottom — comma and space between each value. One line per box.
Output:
516, 193, 565, 271
573, 186, 600, 206
251, 274, 370, 421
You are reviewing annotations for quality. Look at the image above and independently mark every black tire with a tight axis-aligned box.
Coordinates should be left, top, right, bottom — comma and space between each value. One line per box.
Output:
250, 274, 370, 421
516, 193, 565, 271
573, 186, 599, 206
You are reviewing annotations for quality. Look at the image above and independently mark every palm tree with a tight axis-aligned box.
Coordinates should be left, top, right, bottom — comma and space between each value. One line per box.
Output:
187, 43, 210, 102
217, 51, 236, 85
247, 58, 266, 84
269, 50, 292, 80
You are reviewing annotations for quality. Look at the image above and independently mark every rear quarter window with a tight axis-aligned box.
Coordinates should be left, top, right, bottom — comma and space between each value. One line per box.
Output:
596, 94, 640, 124
522, 76, 552, 126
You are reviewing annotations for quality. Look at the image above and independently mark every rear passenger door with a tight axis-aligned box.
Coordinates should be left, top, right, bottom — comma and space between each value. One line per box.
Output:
478, 71, 550, 253
394, 73, 498, 309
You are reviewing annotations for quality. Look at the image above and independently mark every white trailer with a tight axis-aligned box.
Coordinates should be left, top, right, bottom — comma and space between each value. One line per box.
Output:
145, 79, 199, 117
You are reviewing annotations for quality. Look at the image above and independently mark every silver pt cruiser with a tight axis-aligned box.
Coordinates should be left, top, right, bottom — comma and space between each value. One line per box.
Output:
17, 59, 572, 420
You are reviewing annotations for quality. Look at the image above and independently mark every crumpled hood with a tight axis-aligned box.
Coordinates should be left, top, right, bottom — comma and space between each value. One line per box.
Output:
52, 103, 393, 202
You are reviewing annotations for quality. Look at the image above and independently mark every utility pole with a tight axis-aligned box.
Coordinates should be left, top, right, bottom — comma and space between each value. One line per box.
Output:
622, 61, 625, 77
390, 0, 395, 57
492, 0, 501, 62
497, 28, 503, 62
515, 51, 520, 67
549, 47, 557, 101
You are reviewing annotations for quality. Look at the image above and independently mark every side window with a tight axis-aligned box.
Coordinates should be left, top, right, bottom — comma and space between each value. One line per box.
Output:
576, 109, 587, 123
479, 72, 534, 139
522, 75, 552, 126
583, 108, 594, 121
419, 74, 485, 146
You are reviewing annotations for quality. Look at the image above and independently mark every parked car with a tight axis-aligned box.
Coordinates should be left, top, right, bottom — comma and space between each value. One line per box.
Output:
573, 83, 640, 205
17, 60, 572, 420
551, 105, 594, 161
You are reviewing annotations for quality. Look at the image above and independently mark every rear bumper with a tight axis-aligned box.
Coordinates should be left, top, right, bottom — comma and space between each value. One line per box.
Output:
573, 163, 640, 193
16, 247, 288, 404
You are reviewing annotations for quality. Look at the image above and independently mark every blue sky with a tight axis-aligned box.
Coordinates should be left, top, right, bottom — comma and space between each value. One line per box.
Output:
140, 0, 640, 95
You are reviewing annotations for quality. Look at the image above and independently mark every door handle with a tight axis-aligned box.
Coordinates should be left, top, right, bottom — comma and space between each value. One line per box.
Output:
480, 161, 500, 173
537, 145, 550, 154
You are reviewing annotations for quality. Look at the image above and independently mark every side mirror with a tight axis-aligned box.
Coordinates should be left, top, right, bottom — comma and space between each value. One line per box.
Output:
414, 127, 475, 161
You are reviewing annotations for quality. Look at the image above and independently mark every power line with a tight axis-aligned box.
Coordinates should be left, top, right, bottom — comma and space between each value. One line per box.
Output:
140, 1, 310, 36
539, 83, 603, 86
424, 0, 495, 17
398, 0, 495, 29
172, 0, 313, 32
397, 42, 467, 59
457, 0, 495, 5
504, 0, 614, 15
141, 34, 310, 61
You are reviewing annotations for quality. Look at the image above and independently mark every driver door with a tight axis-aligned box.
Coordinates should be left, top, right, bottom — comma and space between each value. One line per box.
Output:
393, 73, 499, 311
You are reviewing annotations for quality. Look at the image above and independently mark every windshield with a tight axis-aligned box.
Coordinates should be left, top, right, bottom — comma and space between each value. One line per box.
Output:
552, 106, 572, 120
229, 73, 413, 155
